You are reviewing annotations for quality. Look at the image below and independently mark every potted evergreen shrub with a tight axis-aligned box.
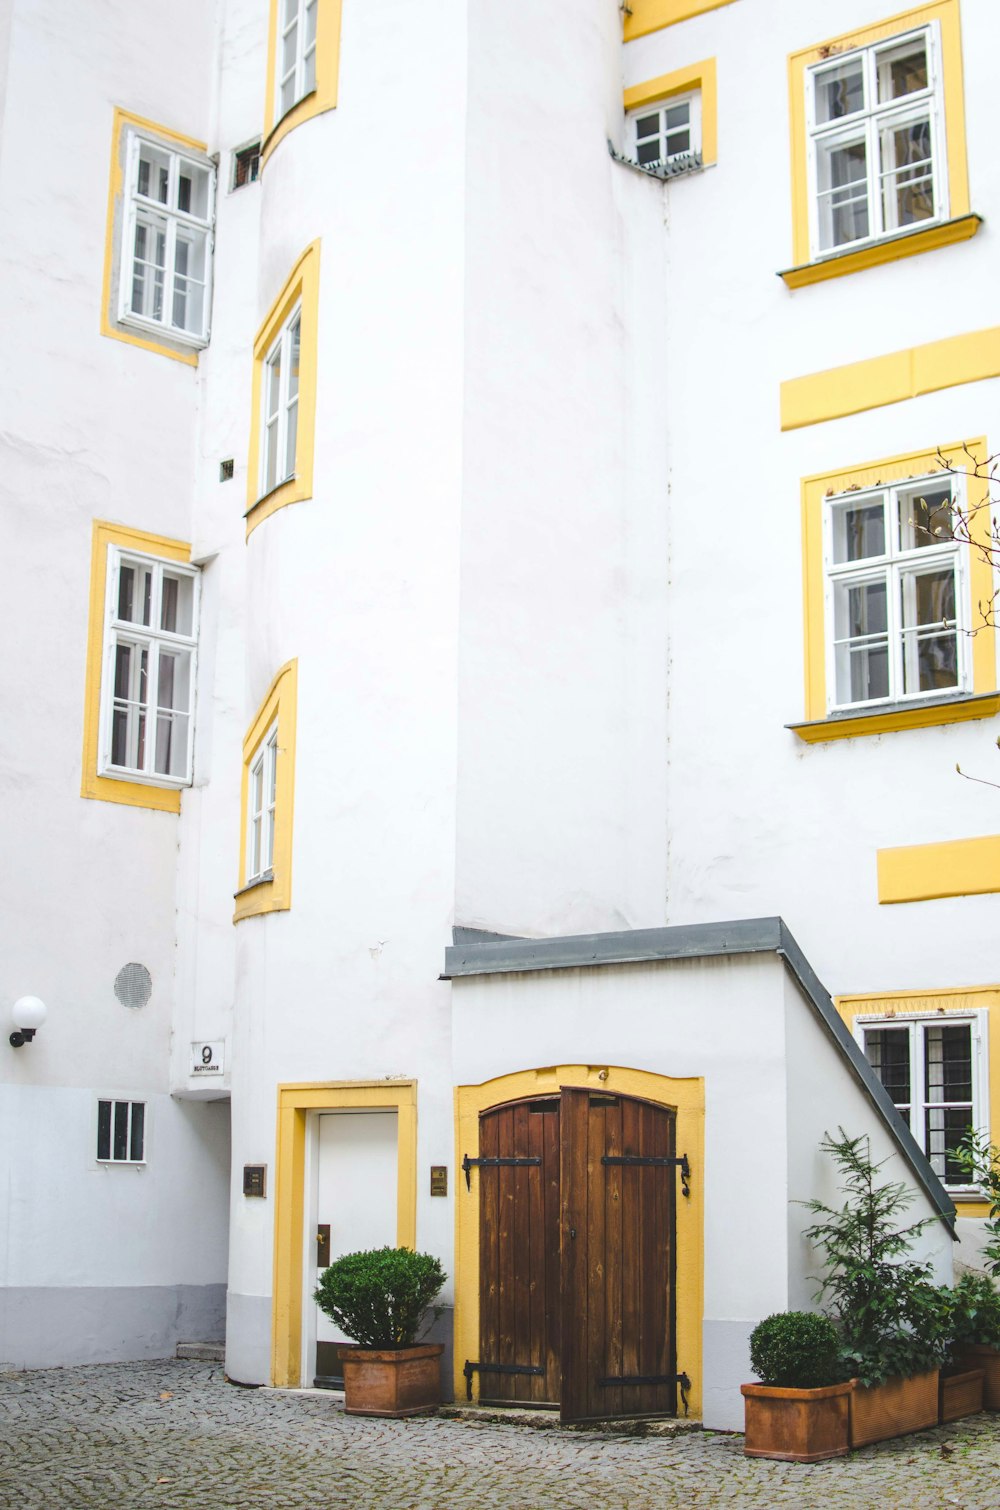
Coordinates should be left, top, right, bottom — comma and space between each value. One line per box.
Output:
951, 1130, 1000, 1410
314, 1246, 447, 1417
741, 1311, 853, 1461
944, 1271, 999, 1415
803, 1130, 949, 1447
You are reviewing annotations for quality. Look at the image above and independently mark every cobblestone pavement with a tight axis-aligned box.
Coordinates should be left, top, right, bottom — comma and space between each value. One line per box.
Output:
2, 1359, 1000, 1510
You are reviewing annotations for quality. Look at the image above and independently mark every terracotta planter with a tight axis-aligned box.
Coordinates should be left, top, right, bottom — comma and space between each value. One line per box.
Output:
939, 1367, 984, 1423
336, 1343, 444, 1417
849, 1370, 939, 1447
741, 1380, 854, 1462
956, 1345, 1000, 1410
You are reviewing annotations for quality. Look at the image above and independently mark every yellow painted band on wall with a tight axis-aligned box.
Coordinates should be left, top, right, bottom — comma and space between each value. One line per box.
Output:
799, 438, 995, 725
233, 659, 298, 921
834, 986, 1000, 1212
271, 1080, 418, 1388
877, 835, 1000, 904
624, 0, 737, 42
781, 324, 1000, 431
245, 241, 321, 536
624, 59, 717, 166
454, 1064, 704, 1418
101, 109, 207, 366
262, 0, 343, 166
81, 520, 191, 812
786, 1, 968, 272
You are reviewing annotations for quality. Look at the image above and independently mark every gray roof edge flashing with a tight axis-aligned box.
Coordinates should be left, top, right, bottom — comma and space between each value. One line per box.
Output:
776, 921, 956, 1233
443, 917, 784, 979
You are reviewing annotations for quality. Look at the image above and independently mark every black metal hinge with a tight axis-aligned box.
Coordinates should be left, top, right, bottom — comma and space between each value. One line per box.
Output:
462, 1153, 541, 1190
597, 1370, 691, 1415
463, 1359, 545, 1400
601, 1152, 691, 1198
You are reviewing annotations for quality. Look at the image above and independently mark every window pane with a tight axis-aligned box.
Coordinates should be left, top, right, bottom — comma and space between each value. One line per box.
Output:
635, 113, 660, 140
636, 140, 662, 165
176, 160, 210, 220
137, 143, 171, 203
864, 1027, 911, 1112
832, 501, 885, 563
814, 58, 864, 123
130, 1102, 145, 1162
282, 20, 298, 80
172, 227, 207, 333
900, 568, 958, 695
97, 1101, 112, 1161
665, 104, 689, 132
880, 117, 934, 229
817, 137, 869, 249
304, 39, 317, 95
876, 38, 928, 103
897, 484, 953, 551
160, 571, 195, 636
925, 1023, 973, 1102
926, 1107, 973, 1184
113, 1101, 129, 1161
834, 579, 889, 703
131, 215, 167, 321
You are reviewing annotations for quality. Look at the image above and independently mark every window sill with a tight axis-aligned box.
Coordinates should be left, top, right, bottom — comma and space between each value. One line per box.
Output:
778, 214, 982, 290
788, 691, 1000, 744
234, 870, 274, 899
233, 868, 290, 923
245, 473, 310, 536
120, 313, 209, 351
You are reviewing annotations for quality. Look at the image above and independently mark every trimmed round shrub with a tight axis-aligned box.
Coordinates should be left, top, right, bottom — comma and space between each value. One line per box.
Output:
314, 1247, 446, 1349
749, 1311, 843, 1389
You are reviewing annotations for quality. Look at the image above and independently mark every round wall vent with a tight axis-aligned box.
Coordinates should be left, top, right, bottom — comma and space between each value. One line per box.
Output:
114, 963, 152, 1009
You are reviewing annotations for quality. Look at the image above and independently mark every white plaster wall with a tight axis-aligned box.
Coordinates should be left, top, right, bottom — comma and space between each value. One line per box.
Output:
455, 0, 672, 938
612, 0, 1000, 1002
219, 0, 468, 1372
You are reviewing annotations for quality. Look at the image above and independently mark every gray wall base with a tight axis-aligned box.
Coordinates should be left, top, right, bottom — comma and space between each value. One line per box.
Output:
701, 1319, 753, 1433
0, 1284, 226, 1370
225, 1291, 272, 1386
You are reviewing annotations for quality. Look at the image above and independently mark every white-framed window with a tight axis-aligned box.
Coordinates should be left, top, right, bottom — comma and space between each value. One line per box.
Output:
99, 548, 200, 787
629, 91, 701, 169
260, 306, 301, 497
97, 1098, 146, 1164
857, 1012, 988, 1189
824, 473, 968, 711
806, 24, 946, 258
277, 0, 318, 121
119, 130, 216, 345
247, 723, 279, 883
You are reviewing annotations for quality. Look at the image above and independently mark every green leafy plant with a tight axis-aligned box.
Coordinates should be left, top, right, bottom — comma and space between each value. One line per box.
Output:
749, 1311, 844, 1389
951, 1130, 1000, 1277
314, 1247, 446, 1349
947, 1271, 1000, 1353
802, 1130, 950, 1387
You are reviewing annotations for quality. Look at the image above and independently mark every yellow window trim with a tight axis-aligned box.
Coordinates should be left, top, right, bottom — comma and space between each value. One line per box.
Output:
234, 660, 298, 921
271, 1079, 417, 1388
81, 521, 191, 812
834, 986, 1000, 1214
455, 1064, 704, 1417
261, 0, 344, 167
245, 242, 321, 537
877, 835, 1000, 904
781, 321, 1000, 431
778, 213, 980, 291
624, 0, 737, 43
789, 691, 1000, 745
624, 58, 718, 166
100, 108, 207, 367
786, 0, 969, 275
798, 438, 996, 732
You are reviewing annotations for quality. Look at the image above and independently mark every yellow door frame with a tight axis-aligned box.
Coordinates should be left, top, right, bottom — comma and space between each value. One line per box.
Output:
271, 1079, 417, 1387
454, 1063, 704, 1417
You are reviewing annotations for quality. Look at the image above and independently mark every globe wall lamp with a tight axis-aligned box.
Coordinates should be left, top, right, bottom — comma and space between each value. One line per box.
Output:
10, 995, 47, 1048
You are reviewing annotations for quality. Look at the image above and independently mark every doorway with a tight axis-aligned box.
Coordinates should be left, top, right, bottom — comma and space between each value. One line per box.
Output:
473, 1088, 681, 1421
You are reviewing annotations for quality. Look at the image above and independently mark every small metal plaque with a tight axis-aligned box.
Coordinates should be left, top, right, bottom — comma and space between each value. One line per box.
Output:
243, 1164, 266, 1198
430, 1165, 448, 1197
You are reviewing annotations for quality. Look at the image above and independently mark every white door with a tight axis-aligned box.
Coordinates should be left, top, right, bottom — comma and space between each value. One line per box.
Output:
313, 1110, 398, 1379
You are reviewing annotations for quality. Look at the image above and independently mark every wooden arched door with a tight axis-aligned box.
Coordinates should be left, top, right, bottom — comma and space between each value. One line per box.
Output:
471, 1088, 681, 1421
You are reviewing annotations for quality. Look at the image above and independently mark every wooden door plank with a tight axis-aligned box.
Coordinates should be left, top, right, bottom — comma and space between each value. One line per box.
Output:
559, 1087, 590, 1423
478, 1109, 500, 1401
511, 1101, 533, 1402
620, 1094, 641, 1405
497, 1105, 516, 1400
584, 1097, 607, 1421
542, 1100, 562, 1403
603, 1096, 624, 1418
